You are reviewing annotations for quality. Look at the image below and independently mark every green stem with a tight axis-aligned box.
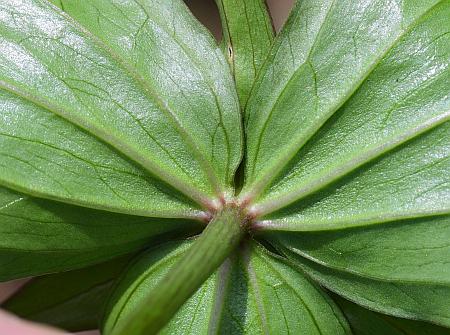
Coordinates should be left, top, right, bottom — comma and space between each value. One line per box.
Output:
113, 206, 245, 335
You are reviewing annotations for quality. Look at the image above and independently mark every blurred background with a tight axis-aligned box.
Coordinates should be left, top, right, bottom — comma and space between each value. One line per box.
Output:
0, 0, 294, 334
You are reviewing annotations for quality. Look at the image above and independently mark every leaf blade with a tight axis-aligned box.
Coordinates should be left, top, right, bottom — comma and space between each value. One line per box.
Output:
242, 0, 448, 204
279, 245, 450, 327
254, 0, 450, 213
103, 241, 350, 335
334, 296, 450, 335
50, 0, 243, 193
245, 243, 351, 335
269, 215, 450, 284
0, 88, 200, 218
0, 0, 242, 206
2, 256, 132, 332
216, 0, 274, 106
102, 241, 190, 335
0, 187, 200, 281
257, 121, 450, 231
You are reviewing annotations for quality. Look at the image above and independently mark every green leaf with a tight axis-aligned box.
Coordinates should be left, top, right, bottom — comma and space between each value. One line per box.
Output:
270, 215, 450, 284
0, 187, 200, 281
241, 0, 449, 210
159, 260, 223, 335
0, 0, 242, 207
0, 0, 448, 333
2, 255, 132, 332
102, 241, 189, 335
167, 243, 351, 334
229, 243, 350, 335
280, 247, 450, 327
104, 241, 350, 335
216, 0, 274, 106
256, 121, 450, 231
334, 296, 450, 335
0, 88, 200, 218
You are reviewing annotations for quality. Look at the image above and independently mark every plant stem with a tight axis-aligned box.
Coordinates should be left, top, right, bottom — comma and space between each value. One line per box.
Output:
113, 205, 246, 335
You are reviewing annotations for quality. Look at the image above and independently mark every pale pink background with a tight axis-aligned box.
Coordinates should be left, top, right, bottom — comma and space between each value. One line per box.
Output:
0, 0, 294, 333
0, 279, 96, 334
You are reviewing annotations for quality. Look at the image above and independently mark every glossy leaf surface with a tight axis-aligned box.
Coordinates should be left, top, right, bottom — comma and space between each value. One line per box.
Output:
0, 88, 199, 218
0, 0, 242, 208
216, 0, 274, 106
272, 215, 450, 284
224, 244, 350, 335
104, 241, 350, 335
334, 296, 450, 335
2, 256, 132, 332
242, 0, 449, 216
257, 122, 449, 230
102, 241, 189, 335
0, 187, 200, 281
281, 247, 450, 327
50, 0, 243, 195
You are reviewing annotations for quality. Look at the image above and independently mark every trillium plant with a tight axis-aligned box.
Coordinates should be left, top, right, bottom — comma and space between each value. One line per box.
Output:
0, 0, 449, 334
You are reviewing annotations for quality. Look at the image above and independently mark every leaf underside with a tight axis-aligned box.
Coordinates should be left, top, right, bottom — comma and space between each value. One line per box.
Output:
3, 255, 133, 332
0, 0, 448, 334
333, 295, 450, 335
103, 241, 351, 335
